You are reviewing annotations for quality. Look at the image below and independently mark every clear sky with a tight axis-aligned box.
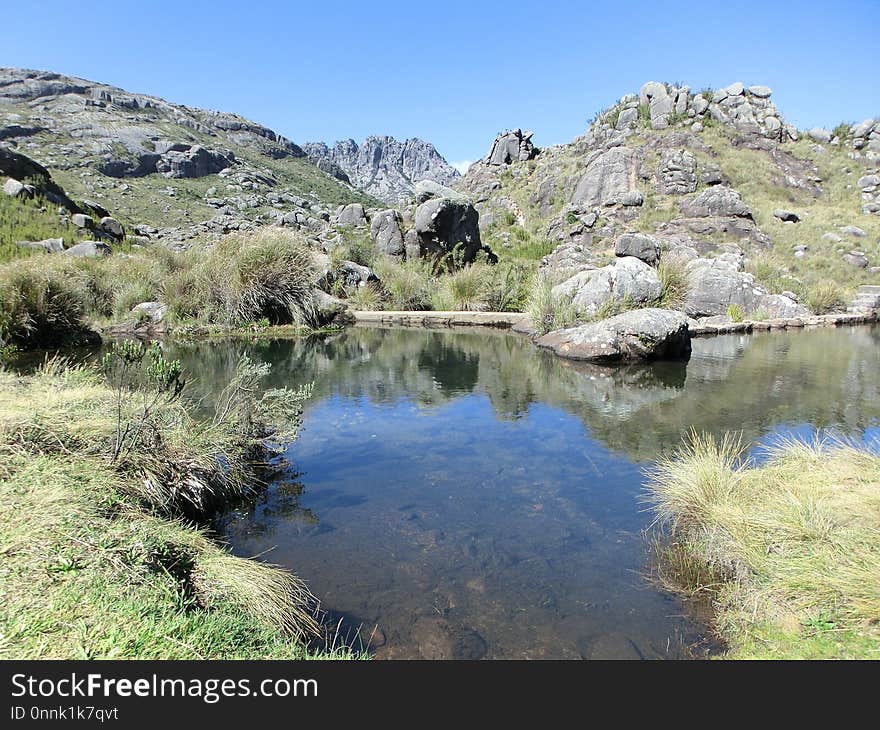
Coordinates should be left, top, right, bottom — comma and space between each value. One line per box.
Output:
4, 0, 879, 171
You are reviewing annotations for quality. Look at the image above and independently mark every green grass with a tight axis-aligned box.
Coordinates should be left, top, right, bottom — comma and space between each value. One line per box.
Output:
0, 359, 358, 659
646, 432, 880, 659
0, 192, 80, 262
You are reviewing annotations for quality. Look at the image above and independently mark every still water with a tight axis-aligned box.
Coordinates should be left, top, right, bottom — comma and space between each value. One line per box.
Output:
169, 325, 880, 659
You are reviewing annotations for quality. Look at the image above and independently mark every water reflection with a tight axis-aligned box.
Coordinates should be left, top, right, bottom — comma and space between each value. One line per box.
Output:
168, 325, 880, 659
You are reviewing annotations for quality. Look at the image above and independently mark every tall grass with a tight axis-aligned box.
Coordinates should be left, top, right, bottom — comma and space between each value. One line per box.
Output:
646, 431, 880, 659
526, 276, 579, 335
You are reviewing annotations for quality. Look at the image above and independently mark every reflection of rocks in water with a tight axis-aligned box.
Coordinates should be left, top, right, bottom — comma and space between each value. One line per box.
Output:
411, 617, 487, 660
560, 359, 687, 419
417, 339, 479, 394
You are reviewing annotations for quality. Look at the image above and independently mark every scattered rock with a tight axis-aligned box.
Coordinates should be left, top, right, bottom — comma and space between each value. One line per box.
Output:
3, 177, 29, 198
839, 225, 866, 238
536, 308, 692, 363
657, 149, 698, 194
411, 617, 487, 660
614, 233, 661, 265
807, 128, 832, 143
99, 216, 124, 240
843, 251, 869, 268
17, 237, 65, 253
71, 213, 94, 229
773, 209, 800, 223
62, 241, 112, 257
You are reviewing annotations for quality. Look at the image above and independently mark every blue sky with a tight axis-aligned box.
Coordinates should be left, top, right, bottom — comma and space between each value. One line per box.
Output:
4, 1, 879, 171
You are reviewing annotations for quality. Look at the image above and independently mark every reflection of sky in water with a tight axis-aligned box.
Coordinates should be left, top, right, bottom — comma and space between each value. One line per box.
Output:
197, 325, 880, 659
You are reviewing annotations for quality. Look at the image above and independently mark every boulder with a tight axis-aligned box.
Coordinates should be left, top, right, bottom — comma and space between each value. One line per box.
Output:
62, 241, 112, 258
679, 185, 751, 218
131, 302, 167, 323
571, 147, 637, 207
17, 237, 65, 254
552, 257, 662, 316
773, 209, 800, 223
370, 209, 405, 257
748, 85, 772, 98
411, 618, 487, 660
414, 197, 489, 264
3, 177, 29, 198
614, 233, 661, 265
639, 82, 673, 129
336, 203, 367, 227
413, 179, 464, 202
843, 251, 869, 268
807, 128, 832, 143
334, 260, 379, 288
840, 225, 867, 238
99, 216, 125, 240
536, 308, 692, 363
684, 257, 809, 318
71, 213, 94, 229
311, 289, 354, 327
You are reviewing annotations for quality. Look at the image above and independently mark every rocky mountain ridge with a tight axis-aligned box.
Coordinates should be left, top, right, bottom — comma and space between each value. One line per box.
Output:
457, 80, 879, 321
302, 136, 460, 203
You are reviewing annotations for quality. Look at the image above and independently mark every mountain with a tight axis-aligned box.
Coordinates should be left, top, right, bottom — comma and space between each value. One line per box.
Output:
302, 136, 460, 204
0, 67, 382, 237
457, 82, 879, 314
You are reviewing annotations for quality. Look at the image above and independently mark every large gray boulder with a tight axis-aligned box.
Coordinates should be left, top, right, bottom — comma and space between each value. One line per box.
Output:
17, 237, 65, 254
336, 202, 367, 227
552, 257, 662, 315
614, 233, 661, 265
679, 185, 752, 218
571, 147, 637, 207
370, 209, 405, 256
62, 241, 112, 258
414, 197, 488, 263
684, 257, 809, 317
537, 308, 692, 363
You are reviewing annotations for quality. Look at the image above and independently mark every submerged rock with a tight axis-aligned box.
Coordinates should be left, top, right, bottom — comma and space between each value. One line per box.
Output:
536, 308, 692, 363
411, 617, 487, 660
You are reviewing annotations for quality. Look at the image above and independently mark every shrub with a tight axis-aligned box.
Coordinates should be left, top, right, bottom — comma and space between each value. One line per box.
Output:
726, 303, 745, 322
166, 229, 317, 327
345, 282, 383, 310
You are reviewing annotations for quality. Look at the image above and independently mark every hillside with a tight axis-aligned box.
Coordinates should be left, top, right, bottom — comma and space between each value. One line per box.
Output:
0, 67, 380, 244
459, 83, 880, 317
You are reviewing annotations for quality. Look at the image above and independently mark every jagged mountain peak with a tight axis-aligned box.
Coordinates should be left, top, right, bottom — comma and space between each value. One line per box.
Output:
302, 135, 460, 204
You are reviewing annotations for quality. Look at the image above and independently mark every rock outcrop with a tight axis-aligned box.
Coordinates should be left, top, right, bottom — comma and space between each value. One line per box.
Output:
483, 129, 537, 165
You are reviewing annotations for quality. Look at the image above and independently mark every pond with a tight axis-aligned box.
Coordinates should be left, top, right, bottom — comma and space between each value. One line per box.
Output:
168, 324, 880, 659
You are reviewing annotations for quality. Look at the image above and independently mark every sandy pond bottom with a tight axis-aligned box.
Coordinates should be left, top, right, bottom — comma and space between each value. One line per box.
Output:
168, 324, 880, 659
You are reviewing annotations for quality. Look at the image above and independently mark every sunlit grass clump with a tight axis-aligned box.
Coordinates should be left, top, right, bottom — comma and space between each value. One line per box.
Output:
646, 431, 880, 659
